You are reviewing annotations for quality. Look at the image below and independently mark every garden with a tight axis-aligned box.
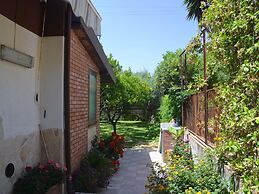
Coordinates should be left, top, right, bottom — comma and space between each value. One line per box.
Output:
11, 0, 258, 193
145, 0, 259, 193
12, 131, 125, 194
145, 129, 230, 194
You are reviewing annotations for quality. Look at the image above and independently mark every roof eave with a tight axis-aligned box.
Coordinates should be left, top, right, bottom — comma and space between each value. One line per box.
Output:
71, 16, 116, 83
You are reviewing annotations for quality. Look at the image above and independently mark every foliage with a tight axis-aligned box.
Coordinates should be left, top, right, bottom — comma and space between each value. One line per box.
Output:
74, 151, 114, 191
134, 70, 154, 88
201, 0, 259, 192
101, 55, 152, 132
154, 50, 184, 121
72, 136, 119, 193
147, 122, 160, 140
146, 140, 229, 194
168, 127, 185, 142
183, 0, 203, 21
159, 95, 173, 122
13, 161, 66, 194
72, 163, 99, 193
98, 131, 125, 161
154, 50, 182, 96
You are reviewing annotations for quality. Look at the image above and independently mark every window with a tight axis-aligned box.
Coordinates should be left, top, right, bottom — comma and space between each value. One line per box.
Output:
89, 70, 97, 125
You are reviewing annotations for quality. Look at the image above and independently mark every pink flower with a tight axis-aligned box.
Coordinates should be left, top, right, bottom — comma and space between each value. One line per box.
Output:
55, 163, 61, 169
64, 166, 67, 172
25, 166, 32, 172
38, 164, 44, 170
48, 159, 54, 164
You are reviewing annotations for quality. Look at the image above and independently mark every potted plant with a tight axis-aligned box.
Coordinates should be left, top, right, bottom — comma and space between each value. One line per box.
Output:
13, 160, 66, 194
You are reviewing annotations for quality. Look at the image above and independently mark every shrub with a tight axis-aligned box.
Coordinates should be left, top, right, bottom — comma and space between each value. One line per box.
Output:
72, 149, 115, 193
159, 95, 173, 122
72, 165, 99, 193
73, 133, 125, 193
99, 132, 125, 161
147, 123, 160, 139
13, 161, 66, 194
146, 140, 230, 194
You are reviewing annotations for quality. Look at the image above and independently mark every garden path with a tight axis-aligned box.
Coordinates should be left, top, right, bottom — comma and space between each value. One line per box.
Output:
101, 147, 163, 194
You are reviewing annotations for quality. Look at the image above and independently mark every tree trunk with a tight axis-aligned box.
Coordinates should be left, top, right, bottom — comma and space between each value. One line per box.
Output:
111, 121, 117, 133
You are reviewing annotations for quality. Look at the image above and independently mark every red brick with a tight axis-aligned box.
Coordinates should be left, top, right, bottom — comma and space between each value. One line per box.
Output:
69, 30, 101, 171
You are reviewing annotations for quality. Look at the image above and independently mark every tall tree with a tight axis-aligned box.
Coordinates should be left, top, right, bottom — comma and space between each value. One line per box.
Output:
183, 0, 203, 21
101, 55, 151, 132
154, 50, 184, 121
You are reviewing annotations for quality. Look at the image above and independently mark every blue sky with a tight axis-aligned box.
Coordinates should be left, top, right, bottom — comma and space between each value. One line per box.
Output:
92, 0, 198, 74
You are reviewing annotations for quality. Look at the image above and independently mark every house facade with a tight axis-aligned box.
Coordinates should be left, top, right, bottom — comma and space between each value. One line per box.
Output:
0, 0, 115, 193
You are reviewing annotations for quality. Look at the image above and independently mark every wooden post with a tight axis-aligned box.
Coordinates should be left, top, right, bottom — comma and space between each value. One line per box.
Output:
180, 55, 184, 126
203, 30, 208, 145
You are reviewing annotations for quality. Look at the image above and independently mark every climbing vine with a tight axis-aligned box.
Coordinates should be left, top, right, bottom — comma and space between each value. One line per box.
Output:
201, 0, 259, 192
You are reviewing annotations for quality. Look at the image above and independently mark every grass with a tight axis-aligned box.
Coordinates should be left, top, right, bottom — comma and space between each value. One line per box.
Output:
100, 120, 159, 148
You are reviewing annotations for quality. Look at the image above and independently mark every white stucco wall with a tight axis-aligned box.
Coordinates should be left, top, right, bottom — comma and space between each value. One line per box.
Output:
40, 37, 65, 130
0, 14, 41, 194
185, 130, 208, 163
0, 14, 41, 139
39, 36, 65, 167
0, 14, 65, 194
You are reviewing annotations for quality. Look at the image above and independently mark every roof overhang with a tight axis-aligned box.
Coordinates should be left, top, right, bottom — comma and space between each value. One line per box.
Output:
71, 16, 116, 83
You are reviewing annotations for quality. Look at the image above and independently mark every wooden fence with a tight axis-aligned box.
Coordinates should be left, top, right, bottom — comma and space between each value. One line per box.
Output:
183, 89, 219, 145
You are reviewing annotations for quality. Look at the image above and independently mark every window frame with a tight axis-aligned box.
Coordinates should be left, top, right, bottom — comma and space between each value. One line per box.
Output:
88, 69, 97, 126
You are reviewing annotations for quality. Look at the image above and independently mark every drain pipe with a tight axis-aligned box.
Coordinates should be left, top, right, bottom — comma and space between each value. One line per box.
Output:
64, 3, 73, 194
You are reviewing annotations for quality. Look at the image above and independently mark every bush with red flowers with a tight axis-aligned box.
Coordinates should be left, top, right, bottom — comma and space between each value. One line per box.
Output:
13, 160, 66, 194
99, 132, 125, 162
72, 134, 125, 193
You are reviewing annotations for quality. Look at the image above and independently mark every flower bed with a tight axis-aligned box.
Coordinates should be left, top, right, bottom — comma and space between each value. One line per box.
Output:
13, 161, 66, 194
73, 132, 125, 193
146, 139, 230, 194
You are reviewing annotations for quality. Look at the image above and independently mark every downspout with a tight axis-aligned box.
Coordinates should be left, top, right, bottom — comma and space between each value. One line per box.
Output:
64, 3, 73, 194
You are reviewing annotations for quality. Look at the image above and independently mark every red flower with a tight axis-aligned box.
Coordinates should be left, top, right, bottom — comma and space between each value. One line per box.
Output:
112, 132, 117, 137
118, 135, 124, 141
112, 160, 120, 166
110, 141, 116, 149
25, 166, 32, 172
99, 141, 105, 149
120, 153, 124, 158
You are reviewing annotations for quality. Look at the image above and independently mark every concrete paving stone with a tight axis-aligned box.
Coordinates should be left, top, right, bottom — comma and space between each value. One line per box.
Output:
102, 147, 163, 194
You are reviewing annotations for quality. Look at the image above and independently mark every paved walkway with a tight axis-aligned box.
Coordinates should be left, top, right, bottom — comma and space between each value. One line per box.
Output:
101, 147, 163, 194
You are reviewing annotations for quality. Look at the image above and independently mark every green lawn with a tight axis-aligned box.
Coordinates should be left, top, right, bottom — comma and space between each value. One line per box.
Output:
100, 121, 159, 148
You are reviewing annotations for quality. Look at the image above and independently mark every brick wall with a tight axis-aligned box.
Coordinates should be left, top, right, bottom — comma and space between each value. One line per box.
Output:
69, 30, 100, 171
162, 130, 173, 160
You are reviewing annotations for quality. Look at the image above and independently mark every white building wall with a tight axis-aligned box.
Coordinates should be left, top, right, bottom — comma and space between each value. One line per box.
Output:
39, 36, 65, 164
40, 37, 64, 130
0, 15, 65, 194
0, 14, 41, 194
